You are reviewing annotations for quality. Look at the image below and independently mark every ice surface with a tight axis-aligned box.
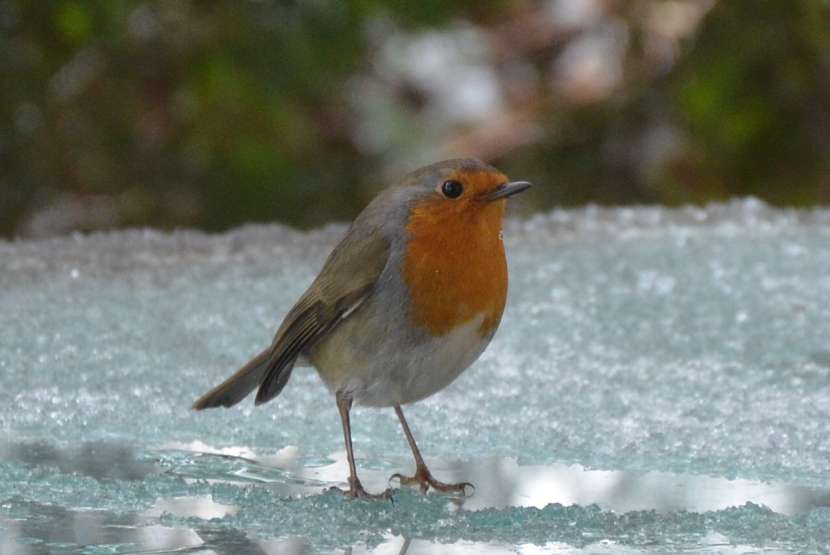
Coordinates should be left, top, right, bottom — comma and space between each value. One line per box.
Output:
2, 199, 830, 553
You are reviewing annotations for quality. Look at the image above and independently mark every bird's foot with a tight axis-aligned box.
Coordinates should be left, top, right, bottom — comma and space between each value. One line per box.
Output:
389, 466, 474, 496
329, 477, 392, 500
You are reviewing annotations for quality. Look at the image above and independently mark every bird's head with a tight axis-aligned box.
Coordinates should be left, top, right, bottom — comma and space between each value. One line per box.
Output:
399, 158, 531, 239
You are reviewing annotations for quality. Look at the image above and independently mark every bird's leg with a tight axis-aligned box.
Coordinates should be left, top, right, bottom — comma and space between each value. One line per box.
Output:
332, 392, 391, 500
389, 405, 473, 495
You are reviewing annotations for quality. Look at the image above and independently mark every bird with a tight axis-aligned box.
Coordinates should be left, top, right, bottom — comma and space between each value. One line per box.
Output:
192, 158, 531, 499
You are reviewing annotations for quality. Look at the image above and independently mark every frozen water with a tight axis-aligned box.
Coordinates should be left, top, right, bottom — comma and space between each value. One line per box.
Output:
2, 199, 830, 553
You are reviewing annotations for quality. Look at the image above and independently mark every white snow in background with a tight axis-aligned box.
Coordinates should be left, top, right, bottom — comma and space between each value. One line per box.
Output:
2, 199, 830, 553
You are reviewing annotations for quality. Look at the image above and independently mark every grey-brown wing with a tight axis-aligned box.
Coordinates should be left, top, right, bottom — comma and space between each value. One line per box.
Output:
254, 227, 390, 405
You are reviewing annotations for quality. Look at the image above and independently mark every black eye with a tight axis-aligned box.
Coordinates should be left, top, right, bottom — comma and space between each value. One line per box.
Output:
441, 180, 463, 199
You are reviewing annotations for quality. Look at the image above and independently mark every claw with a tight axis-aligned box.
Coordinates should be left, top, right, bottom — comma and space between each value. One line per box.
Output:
389, 467, 474, 496
328, 478, 393, 500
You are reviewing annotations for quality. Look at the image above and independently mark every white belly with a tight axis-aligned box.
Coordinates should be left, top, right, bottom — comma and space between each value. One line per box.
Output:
309, 312, 493, 407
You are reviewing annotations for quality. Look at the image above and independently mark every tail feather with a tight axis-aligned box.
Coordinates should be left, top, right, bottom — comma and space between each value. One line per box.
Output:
193, 348, 274, 410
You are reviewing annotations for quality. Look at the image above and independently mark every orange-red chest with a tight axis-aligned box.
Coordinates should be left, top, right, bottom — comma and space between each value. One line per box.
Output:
403, 199, 508, 338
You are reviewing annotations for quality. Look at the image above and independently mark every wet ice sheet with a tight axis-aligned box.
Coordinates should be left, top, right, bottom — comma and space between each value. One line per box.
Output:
2, 441, 830, 553
2, 200, 830, 552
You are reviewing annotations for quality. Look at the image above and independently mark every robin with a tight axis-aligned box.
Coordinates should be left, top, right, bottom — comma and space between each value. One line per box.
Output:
193, 158, 531, 499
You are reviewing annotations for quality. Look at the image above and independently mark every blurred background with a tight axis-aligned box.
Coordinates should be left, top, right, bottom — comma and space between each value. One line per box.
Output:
1, 0, 829, 238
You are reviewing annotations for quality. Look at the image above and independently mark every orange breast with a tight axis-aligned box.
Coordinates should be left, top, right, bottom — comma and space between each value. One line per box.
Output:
403, 196, 508, 337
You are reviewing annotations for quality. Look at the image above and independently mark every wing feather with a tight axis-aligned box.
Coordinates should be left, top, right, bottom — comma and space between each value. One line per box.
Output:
253, 227, 390, 405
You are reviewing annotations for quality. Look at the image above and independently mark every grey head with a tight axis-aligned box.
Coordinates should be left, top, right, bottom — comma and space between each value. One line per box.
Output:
358, 157, 530, 237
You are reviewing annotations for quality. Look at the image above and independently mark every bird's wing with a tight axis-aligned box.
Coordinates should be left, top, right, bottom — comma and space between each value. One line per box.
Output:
254, 226, 390, 405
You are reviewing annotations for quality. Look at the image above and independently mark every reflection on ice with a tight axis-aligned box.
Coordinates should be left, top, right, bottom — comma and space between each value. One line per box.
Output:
157, 443, 830, 516
144, 495, 238, 519
2, 441, 829, 554
0, 441, 155, 482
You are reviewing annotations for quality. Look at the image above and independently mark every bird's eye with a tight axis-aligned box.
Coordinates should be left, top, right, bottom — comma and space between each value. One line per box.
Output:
440, 180, 463, 199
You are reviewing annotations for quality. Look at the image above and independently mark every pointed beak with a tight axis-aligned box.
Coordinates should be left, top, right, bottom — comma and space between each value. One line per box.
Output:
482, 181, 532, 202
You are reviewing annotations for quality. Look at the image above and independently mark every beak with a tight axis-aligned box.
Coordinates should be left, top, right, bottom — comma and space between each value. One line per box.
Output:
482, 181, 532, 202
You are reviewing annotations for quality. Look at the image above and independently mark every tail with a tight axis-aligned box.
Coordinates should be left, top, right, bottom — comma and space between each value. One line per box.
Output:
193, 348, 275, 410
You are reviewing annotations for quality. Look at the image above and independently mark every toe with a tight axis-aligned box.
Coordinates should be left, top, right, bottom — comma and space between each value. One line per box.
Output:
328, 483, 393, 500
388, 472, 417, 487
425, 476, 475, 496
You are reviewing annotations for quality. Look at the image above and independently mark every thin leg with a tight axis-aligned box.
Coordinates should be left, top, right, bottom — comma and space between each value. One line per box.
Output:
390, 405, 473, 495
333, 392, 390, 499
395, 405, 427, 469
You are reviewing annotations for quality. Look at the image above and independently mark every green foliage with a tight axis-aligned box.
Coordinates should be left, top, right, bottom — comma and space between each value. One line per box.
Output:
671, 0, 830, 204
0, 0, 828, 237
